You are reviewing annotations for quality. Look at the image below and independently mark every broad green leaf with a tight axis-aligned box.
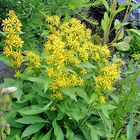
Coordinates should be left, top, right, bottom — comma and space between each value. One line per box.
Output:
0, 56, 12, 66
15, 80, 23, 102
114, 19, 120, 27
73, 88, 89, 103
116, 22, 128, 31
127, 111, 134, 140
87, 123, 98, 140
101, 12, 110, 35
21, 123, 44, 138
74, 135, 85, 140
53, 121, 64, 140
129, 29, 140, 36
113, 42, 130, 51
117, 28, 124, 40
101, 0, 109, 11
80, 124, 92, 140
41, 129, 52, 140
61, 88, 77, 101
130, 3, 140, 13
109, 94, 119, 103
16, 116, 47, 124
99, 111, 112, 131
76, 61, 96, 69
66, 125, 74, 140
89, 93, 98, 104
19, 105, 44, 115
27, 77, 43, 83
15, 135, 22, 140
101, 107, 109, 119
43, 78, 51, 93
19, 102, 52, 115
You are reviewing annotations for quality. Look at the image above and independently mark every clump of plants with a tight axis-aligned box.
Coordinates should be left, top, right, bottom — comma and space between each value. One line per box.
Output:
1, 10, 128, 140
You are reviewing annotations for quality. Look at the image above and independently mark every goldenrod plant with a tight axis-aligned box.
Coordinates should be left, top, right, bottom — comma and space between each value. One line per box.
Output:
1, 10, 130, 140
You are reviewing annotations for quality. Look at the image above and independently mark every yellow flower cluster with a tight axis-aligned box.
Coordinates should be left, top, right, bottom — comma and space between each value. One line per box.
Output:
44, 16, 122, 104
99, 96, 106, 104
2, 10, 23, 68
26, 51, 41, 69
95, 64, 121, 91
44, 17, 96, 92
2, 12, 123, 105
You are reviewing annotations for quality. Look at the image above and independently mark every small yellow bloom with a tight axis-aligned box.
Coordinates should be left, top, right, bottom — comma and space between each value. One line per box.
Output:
94, 53, 100, 61
46, 67, 56, 78
26, 51, 41, 68
50, 105, 56, 111
99, 96, 106, 104
80, 68, 87, 75
54, 92, 63, 100
14, 70, 21, 78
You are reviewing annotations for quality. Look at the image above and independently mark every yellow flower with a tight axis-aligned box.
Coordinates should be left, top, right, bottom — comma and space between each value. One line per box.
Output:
70, 74, 78, 86
56, 78, 67, 88
3, 47, 13, 57
54, 92, 63, 100
94, 53, 100, 61
99, 96, 106, 104
50, 81, 58, 92
102, 45, 110, 57
115, 58, 125, 66
46, 16, 60, 28
80, 68, 87, 75
2, 10, 23, 68
50, 105, 56, 111
79, 78, 84, 86
12, 51, 23, 67
14, 70, 21, 78
46, 67, 56, 78
26, 51, 41, 68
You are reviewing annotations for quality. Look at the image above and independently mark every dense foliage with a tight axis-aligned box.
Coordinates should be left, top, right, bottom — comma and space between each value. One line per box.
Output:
0, 0, 140, 140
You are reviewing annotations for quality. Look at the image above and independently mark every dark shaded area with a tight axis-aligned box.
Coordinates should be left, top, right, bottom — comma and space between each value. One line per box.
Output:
0, 61, 15, 83
88, 4, 127, 42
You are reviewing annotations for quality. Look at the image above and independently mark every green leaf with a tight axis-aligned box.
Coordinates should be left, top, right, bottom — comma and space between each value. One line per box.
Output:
21, 124, 44, 138
19, 105, 44, 115
113, 41, 130, 51
16, 116, 47, 124
15, 80, 23, 102
53, 121, 64, 140
19, 102, 52, 115
130, 3, 140, 13
101, 12, 110, 34
87, 123, 98, 140
76, 62, 96, 69
0, 56, 12, 66
66, 125, 74, 140
89, 93, 98, 104
101, 0, 109, 11
129, 29, 140, 36
98, 111, 112, 131
127, 112, 134, 140
101, 107, 109, 119
109, 94, 119, 103
27, 77, 43, 83
61, 88, 77, 101
41, 129, 52, 140
73, 88, 89, 103
43, 78, 51, 93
